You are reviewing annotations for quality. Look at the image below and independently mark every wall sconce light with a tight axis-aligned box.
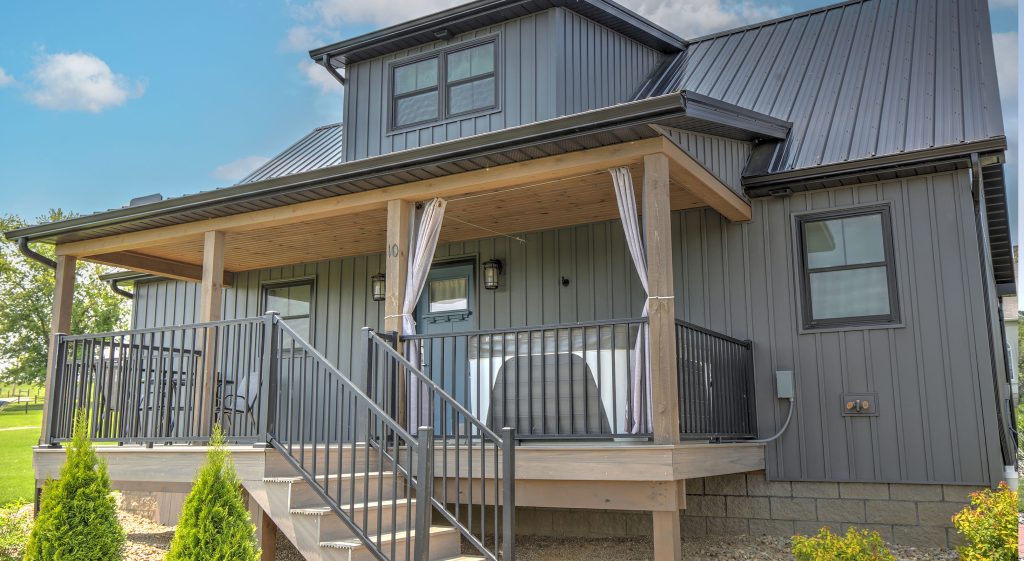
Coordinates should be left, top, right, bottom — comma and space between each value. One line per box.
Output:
371, 273, 386, 302
482, 259, 502, 290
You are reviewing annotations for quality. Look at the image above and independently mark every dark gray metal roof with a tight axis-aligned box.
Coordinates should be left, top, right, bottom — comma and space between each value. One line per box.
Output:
239, 123, 344, 184
5, 91, 785, 244
637, 0, 1006, 176
309, 0, 685, 66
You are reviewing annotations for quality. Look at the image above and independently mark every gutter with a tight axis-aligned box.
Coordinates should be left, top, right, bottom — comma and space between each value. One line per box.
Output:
6, 91, 786, 244
108, 278, 134, 300
17, 238, 56, 270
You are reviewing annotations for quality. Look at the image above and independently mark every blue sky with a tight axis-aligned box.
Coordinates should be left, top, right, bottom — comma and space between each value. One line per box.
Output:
0, 0, 1019, 248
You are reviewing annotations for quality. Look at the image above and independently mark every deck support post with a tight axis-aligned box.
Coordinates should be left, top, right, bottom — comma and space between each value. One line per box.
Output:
385, 200, 413, 426
644, 153, 683, 561
196, 230, 225, 437
41, 254, 76, 445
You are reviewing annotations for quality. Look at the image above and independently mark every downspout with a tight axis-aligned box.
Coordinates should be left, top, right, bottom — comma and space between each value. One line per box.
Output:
108, 278, 134, 300
319, 54, 346, 86
17, 237, 57, 270
969, 153, 1018, 486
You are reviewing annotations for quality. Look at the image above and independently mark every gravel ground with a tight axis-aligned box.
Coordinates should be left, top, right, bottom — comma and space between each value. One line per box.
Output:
513, 536, 958, 561
12, 501, 960, 561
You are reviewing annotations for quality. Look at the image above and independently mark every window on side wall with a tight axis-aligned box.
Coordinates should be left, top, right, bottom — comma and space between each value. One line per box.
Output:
389, 38, 497, 130
264, 280, 313, 341
797, 206, 899, 330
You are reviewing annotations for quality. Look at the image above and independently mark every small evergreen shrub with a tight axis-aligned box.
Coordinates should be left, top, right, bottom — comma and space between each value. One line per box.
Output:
166, 424, 260, 561
0, 500, 32, 561
951, 482, 1018, 561
791, 527, 895, 561
25, 409, 125, 561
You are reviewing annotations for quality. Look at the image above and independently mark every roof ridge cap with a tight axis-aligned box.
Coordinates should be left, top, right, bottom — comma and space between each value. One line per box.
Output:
686, 0, 869, 43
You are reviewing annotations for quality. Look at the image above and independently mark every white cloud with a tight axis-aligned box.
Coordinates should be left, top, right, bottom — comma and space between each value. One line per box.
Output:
289, 0, 781, 41
212, 155, 271, 182
300, 60, 343, 94
0, 67, 13, 87
282, 25, 326, 52
26, 52, 143, 112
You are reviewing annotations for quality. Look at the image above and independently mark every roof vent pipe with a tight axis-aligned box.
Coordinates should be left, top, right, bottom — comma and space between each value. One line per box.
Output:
16, 238, 57, 270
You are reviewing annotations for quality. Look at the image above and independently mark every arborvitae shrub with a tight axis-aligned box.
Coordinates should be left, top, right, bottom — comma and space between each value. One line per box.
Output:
25, 409, 125, 561
791, 527, 895, 561
952, 482, 1018, 561
166, 424, 260, 561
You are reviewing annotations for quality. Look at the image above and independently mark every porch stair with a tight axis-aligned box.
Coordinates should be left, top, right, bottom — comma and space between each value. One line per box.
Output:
245, 445, 481, 561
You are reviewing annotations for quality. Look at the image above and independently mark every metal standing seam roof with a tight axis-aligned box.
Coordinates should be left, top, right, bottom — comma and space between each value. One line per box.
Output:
637, 0, 1005, 177
239, 123, 344, 184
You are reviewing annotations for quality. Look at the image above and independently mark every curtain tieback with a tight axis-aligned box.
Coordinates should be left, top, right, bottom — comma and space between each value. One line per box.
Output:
646, 296, 675, 300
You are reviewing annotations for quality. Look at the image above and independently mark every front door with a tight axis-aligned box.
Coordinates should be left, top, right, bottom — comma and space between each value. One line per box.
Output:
415, 261, 477, 428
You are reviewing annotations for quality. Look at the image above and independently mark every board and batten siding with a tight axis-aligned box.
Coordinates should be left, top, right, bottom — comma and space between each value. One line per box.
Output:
131, 169, 1003, 486
663, 127, 750, 197
342, 7, 664, 162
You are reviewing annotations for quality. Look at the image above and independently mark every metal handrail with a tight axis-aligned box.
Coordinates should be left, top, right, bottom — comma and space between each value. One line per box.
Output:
365, 328, 515, 561
401, 316, 649, 340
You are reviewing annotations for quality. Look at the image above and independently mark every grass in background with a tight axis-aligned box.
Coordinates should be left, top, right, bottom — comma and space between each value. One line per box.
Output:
0, 394, 44, 505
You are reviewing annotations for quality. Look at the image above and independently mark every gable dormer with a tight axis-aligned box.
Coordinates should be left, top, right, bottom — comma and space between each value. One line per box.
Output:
310, 0, 684, 161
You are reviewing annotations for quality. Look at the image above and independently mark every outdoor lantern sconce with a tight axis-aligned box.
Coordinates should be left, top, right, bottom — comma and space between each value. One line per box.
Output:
483, 259, 502, 290
371, 273, 386, 302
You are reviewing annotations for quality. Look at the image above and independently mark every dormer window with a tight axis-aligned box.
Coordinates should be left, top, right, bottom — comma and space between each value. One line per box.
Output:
389, 38, 498, 131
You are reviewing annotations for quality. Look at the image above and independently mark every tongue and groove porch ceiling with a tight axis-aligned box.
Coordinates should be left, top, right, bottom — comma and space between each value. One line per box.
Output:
68, 138, 748, 280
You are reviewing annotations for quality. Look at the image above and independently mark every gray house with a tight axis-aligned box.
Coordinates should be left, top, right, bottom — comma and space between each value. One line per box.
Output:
10, 0, 1016, 559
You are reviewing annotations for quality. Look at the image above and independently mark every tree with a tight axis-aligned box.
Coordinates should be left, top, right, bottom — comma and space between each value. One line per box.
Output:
0, 211, 129, 386
167, 424, 260, 561
25, 409, 126, 561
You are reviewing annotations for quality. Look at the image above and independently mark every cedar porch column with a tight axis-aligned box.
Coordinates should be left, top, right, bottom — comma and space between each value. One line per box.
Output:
196, 230, 225, 436
643, 153, 682, 561
41, 254, 76, 444
385, 200, 413, 427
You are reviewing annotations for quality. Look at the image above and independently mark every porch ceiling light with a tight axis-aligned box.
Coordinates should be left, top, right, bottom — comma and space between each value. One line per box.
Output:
371, 273, 386, 302
482, 259, 502, 290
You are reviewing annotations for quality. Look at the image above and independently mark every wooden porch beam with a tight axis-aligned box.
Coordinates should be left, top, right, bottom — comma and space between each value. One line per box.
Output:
88, 251, 234, 286
57, 137, 672, 258
41, 255, 76, 444
195, 231, 225, 436
384, 200, 412, 335
662, 139, 752, 222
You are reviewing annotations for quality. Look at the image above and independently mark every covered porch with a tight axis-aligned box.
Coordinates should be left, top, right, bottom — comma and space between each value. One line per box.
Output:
36, 125, 764, 561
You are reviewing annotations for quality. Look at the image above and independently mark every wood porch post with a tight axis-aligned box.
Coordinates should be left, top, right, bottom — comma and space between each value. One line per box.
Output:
196, 230, 225, 436
41, 254, 76, 444
385, 200, 413, 427
643, 153, 682, 561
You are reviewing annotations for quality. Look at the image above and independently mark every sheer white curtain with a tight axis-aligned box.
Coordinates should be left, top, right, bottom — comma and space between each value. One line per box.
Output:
608, 167, 652, 434
402, 198, 447, 431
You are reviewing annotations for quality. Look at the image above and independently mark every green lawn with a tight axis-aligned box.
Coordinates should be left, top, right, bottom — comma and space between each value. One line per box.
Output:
0, 401, 44, 505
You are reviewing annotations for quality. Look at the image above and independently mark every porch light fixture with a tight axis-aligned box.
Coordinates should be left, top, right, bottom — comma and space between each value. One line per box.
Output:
482, 259, 502, 290
371, 273, 386, 302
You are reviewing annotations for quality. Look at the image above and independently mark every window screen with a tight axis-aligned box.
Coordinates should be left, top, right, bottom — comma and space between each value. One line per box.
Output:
390, 39, 497, 129
798, 207, 899, 329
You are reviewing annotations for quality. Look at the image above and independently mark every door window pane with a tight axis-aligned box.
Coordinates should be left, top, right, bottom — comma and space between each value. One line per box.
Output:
809, 267, 890, 320
429, 277, 468, 312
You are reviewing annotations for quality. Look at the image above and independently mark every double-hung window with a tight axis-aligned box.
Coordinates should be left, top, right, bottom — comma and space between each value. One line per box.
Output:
264, 280, 313, 341
798, 206, 899, 329
390, 39, 497, 130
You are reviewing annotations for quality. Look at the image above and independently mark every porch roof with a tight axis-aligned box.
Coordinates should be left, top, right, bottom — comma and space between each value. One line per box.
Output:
5, 91, 787, 248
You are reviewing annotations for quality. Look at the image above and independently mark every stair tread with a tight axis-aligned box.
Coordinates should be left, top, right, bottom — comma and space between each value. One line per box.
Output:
264, 471, 394, 484
289, 498, 416, 516
320, 526, 457, 549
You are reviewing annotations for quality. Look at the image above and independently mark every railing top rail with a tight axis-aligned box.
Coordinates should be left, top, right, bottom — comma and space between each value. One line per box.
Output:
675, 319, 752, 348
61, 315, 267, 342
276, 319, 420, 445
401, 317, 649, 340
367, 329, 505, 444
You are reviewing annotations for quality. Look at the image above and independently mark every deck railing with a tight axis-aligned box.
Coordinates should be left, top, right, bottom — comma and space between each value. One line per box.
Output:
676, 320, 757, 440
401, 318, 649, 439
48, 317, 267, 444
